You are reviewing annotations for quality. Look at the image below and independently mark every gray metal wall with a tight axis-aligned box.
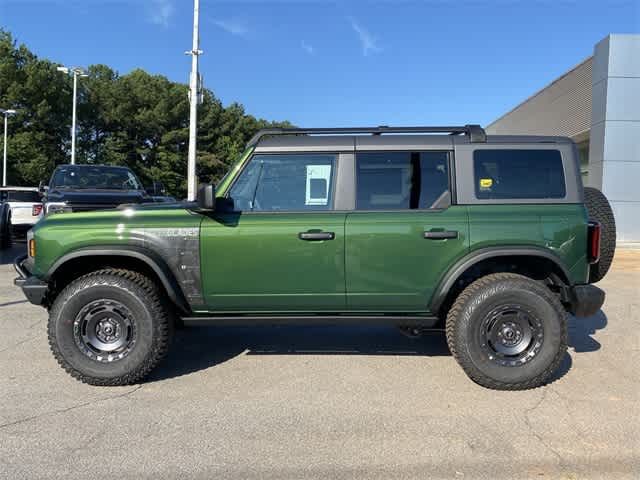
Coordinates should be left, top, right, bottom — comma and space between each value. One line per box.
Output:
589, 35, 640, 245
486, 34, 640, 244
486, 57, 593, 141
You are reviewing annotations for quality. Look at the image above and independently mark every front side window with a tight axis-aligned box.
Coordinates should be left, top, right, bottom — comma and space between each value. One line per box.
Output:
228, 154, 335, 212
356, 151, 450, 210
473, 150, 566, 200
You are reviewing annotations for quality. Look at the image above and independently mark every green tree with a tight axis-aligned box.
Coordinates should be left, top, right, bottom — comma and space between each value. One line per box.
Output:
0, 28, 291, 198
0, 30, 71, 186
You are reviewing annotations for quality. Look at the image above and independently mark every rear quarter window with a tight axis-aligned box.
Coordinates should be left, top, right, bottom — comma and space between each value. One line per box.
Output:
473, 150, 566, 200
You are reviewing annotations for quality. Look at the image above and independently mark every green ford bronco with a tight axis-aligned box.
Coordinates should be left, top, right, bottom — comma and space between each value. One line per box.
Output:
14, 125, 616, 390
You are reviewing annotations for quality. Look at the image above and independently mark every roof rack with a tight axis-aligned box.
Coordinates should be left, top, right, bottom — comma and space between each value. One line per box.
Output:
246, 124, 487, 147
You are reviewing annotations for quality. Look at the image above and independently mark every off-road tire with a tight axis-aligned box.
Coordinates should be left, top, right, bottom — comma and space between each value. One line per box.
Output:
584, 187, 616, 283
446, 273, 567, 390
0, 204, 12, 249
48, 269, 172, 386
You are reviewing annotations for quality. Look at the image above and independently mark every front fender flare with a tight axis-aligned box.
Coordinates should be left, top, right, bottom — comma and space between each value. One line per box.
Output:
45, 246, 191, 314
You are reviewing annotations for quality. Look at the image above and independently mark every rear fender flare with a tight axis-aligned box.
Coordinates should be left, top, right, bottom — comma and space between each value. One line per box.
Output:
429, 247, 572, 314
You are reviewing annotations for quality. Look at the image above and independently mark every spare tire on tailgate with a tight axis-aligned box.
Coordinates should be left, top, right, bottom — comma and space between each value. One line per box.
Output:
584, 187, 616, 282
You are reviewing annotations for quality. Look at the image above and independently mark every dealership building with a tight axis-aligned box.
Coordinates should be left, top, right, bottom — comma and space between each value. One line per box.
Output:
487, 34, 640, 245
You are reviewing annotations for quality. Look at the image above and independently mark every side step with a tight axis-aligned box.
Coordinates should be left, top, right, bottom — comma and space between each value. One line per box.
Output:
181, 315, 439, 327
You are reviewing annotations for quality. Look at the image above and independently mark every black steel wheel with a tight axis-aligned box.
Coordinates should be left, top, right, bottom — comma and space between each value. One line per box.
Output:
446, 273, 567, 390
48, 269, 172, 386
479, 305, 544, 367
73, 299, 138, 363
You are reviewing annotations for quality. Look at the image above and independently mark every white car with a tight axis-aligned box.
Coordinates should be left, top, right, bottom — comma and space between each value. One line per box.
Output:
0, 187, 44, 238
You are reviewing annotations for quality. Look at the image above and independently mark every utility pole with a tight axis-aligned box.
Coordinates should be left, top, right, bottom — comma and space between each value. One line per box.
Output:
57, 66, 88, 165
71, 71, 79, 164
1, 108, 17, 187
186, 0, 203, 201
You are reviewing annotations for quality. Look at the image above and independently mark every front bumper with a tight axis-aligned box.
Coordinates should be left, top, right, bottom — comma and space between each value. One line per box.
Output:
13, 254, 48, 306
567, 284, 605, 318
10, 224, 33, 237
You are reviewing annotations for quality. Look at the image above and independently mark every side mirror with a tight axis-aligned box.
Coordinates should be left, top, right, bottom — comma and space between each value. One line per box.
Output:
154, 181, 166, 195
146, 180, 166, 196
38, 181, 48, 194
215, 196, 234, 212
196, 184, 216, 210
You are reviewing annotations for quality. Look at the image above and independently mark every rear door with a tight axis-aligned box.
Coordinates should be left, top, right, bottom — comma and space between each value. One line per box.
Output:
345, 147, 469, 312
200, 152, 348, 312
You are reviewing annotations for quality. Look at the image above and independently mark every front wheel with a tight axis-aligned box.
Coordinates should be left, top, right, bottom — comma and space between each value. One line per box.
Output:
48, 269, 173, 386
446, 273, 567, 390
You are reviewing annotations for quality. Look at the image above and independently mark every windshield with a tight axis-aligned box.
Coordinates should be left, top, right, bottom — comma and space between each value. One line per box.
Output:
217, 146, 255, 195
50, 166, 143, 190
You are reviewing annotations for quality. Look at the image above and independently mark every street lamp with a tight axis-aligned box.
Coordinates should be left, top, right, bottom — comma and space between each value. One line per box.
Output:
57, 66, 88, 165
0, 108, 17, 187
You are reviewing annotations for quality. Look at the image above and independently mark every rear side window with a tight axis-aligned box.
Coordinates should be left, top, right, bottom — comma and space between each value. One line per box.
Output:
473, 150, 566, 200
356, 151, 450, 210
3, 191, 41, 202
229, 153, 335, 212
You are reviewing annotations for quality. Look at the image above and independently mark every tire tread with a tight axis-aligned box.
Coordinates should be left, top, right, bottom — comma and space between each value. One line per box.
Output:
48, 268, 171, 386
584, 187, 616, 283
446, 273, 567, 390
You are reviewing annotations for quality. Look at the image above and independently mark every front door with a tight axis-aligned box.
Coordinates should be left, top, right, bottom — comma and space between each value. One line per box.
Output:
200, 152, 346, 312
345, 150, 469, 312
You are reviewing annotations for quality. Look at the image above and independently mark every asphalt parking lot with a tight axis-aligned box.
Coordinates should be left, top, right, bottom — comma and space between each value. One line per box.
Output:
1, 243, 638, 479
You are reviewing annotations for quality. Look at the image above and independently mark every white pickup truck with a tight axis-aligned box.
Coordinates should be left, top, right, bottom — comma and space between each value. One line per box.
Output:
0, 187, 43, 247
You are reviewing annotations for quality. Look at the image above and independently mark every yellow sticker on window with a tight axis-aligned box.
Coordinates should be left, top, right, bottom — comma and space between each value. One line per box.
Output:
479, 178, 493, 189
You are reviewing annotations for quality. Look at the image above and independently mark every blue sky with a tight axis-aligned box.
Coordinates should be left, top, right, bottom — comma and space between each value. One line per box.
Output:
1, 1, 639, 127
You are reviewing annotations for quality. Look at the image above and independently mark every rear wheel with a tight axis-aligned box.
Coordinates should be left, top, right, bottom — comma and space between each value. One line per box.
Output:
48, 269, 172, 386
446, 273, 567, 390
584, 187, 616, 282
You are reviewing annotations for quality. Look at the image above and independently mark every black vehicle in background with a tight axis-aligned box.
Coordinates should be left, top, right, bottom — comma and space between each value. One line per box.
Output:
41, 164, 172, 214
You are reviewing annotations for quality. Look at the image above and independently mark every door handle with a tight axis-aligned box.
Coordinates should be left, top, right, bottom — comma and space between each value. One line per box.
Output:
299, 231, 335, 241
423, 230, 458, 240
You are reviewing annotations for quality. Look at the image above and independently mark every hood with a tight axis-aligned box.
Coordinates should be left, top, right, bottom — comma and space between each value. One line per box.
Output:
46, 189, 150, 205
32, 201, 200, 233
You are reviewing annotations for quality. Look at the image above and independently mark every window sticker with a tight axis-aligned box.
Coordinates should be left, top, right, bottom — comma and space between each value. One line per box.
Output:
479, 178, 493, 190
305, 164, 331, 205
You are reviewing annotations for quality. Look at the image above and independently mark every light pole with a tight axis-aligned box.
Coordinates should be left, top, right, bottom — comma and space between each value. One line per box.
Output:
185, 0, 203, 201
0, 108, 16, 187
57, 66, 88, 165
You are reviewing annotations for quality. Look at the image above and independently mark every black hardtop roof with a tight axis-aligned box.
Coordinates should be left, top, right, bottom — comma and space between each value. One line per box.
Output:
247, 125, 487, 148
247, 125, 573, 151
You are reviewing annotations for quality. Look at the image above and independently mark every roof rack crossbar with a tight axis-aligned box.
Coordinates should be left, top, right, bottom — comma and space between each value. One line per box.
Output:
247, 124, 487, 147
